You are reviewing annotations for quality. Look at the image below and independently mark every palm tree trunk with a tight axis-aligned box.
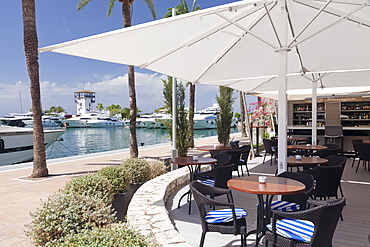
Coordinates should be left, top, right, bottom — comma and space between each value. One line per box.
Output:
239, 91, 247, 137
122, 1, 138, 157
22, 0, 48, 177
188, 83, 195, 147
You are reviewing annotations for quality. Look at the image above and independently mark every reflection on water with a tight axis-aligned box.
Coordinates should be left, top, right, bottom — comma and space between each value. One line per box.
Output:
46, 127, 240, 160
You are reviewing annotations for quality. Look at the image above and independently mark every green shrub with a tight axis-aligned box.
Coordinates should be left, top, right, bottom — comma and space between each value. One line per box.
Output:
25, 192, 115, 246
58, 224, 154, 247
97, 166, 132, 194
63, 174, 114, 205
148, 160, 167, 179
121, 158, 151, 184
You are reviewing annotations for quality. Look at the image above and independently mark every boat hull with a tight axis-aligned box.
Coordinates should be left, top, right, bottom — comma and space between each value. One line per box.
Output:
0, 126, 65, 166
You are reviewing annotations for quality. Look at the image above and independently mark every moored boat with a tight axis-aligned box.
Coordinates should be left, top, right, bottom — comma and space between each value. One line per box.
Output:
0, 125, 65, 166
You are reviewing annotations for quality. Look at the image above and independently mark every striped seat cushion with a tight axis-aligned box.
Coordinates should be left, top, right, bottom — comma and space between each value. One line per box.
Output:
205, 208, 247, 224
257, 201, 300, 212
267, 218, 314, 242
199, 179, 215, 187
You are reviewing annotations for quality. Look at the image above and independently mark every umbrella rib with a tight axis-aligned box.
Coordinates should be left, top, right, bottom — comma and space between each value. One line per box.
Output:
290, 1, 369, 48
215, 3, 278, 50
139, 6, 263, 69
263, 3, 281, 48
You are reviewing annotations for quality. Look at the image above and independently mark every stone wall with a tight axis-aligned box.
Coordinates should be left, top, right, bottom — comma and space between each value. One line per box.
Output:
126, 165, 209, 246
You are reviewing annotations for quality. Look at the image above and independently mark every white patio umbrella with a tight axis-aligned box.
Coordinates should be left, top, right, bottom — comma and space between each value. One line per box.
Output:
40, 0, 370, 173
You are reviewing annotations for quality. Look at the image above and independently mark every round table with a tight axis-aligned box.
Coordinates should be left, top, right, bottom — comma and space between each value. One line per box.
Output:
170, 156, 217, 214
228, 176, 305, 246
197, 145, 231, 157
287, 144, 328, 156
287, 156, 328, 171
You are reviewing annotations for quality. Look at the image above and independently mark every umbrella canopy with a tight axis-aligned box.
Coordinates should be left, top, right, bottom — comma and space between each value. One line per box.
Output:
40, 0, 370, 173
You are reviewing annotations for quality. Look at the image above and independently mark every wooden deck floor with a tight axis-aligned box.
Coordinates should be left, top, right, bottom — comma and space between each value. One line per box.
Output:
167, 154, 370, 247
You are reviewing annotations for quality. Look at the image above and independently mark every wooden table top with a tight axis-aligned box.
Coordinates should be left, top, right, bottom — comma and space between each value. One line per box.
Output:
251, 125, 268, 128
170, 156, 217, 166
287, 157, 328, 166
287, 137, 308, 142
228, 176, 305, 195
362, 140, 370, 144
287, 144, 328, 150
197, 145, 231, 152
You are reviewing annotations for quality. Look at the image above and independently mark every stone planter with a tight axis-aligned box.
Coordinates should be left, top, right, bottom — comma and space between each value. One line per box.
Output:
111, 183, 143, 221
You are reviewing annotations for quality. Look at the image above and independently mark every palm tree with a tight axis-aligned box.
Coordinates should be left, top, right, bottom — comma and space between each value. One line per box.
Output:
163, 0, 200, 148
22, 0, 48, 178
77, 0, 156, 158
239, 91, 247, 137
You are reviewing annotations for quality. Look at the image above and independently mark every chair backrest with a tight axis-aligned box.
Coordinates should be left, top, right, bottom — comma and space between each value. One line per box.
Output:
316, 148, 338, 158
302, 166, 343, 198
310, 197, 346, 247
324, 143, 339, 150
325, 125, 343, 136
214, 154, 232, 166
278, 172, 314, 210
212, 164, 235, 189
325, 155, 347, 167
355, 142, 370, 162
263, 139, 274, 154
351, 139, 363, 154
189, 181, 234, 231
239, 145, 251, 164
221, 149, 242, 171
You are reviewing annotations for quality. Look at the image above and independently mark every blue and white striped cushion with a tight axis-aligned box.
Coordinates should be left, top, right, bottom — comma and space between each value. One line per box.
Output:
200, 179, 215, 186
267, 218, 314, 242
205, 208, 247, 224
257, 201, 300, 212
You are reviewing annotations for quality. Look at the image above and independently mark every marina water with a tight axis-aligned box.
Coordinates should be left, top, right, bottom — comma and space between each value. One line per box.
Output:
46, 127, 241, 160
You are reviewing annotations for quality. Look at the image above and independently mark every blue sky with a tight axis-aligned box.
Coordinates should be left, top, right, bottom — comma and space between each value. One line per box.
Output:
0, 0, 255, 116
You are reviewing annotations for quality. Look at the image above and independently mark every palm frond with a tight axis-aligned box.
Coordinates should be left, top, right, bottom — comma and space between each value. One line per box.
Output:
106, 0, 116, 17
143, 0, 156, 19
77, 0, 93, 11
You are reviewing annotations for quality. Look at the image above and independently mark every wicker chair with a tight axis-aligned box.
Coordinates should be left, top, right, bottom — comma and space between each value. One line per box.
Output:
271, 172, 314, 211
324, 155, 347, 197
354, 142, 370, 173
263, 139, 276, 165
315, 144, 339, 158
220, 149, 242, 176
237, 145, 251, 176
193, 164, 234, 190
265, 197, 346, 247
189, 181, 248, 247
214, 153, 232, 167
351, 139, 363, 167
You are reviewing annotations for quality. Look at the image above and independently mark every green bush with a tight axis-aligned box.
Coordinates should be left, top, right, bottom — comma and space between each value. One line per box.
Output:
58, 224, 154, 247
97, 166, 132, 194
148, 160, 167, 180
63, 174, 114, 205
121, 158, 151, 184
25, 192, 115, 246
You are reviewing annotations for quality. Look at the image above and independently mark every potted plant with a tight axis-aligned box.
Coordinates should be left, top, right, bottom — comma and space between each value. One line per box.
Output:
121, 158, 152, 195
97, 166, 132, 221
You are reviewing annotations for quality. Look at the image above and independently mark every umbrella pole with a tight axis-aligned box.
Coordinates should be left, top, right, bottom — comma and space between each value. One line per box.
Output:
277, 0, 288, 174
171, 8, 178, 169
312, 81, 318, 145
244, 94, 255, 159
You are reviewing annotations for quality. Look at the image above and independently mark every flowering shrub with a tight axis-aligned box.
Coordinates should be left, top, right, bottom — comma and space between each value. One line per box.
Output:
121, 158, 151, 184
25, 192, 115, 246
97, 166, 132, 194
58, 224, 154, 247
147, 159, 167, 179
63, 174, 114, 205
249, 98, 276, 128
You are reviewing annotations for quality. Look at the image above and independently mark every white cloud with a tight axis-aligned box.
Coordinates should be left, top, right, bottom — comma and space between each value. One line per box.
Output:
0, 72, 245, 116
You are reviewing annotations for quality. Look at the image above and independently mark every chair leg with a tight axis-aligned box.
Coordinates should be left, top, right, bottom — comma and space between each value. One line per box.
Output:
199, 232, 206, 247
270, 154, 273, 166
263, 153, 267, 163
245, 164, 250, 176
356, 160, 361, 173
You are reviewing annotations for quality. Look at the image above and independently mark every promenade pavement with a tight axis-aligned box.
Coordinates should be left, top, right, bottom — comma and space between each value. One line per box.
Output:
0, 133, 248, 246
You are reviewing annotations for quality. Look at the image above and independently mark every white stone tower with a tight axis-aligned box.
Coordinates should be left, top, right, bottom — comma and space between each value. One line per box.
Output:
74, 90, 96, 115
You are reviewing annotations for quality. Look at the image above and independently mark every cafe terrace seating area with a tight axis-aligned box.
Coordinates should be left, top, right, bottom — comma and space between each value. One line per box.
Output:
131, 147, 370, 246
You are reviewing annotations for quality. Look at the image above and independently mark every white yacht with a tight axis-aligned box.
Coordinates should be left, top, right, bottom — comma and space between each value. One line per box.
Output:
64, 113, 124, 128
0, 114, 63, 128
193, 104, 238, 129
0, 125, 65, 166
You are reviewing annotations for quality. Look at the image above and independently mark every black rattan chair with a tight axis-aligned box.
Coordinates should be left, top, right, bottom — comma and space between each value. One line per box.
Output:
237, 145, 251, 176
351, 139, 363, 167
220, 149, 242, 176
193, 164, 234, 190
315, 144, 339, 158
190, 181, 248, 247
265, 197, 346, 247
325, 155, 347, 198
354, 142, 370, 173
214, 153, 232, 167
263, 139, 276, 165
